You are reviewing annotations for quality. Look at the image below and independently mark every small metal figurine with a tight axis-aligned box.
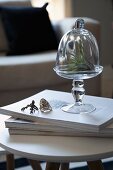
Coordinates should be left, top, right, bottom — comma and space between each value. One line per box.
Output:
40, 98, 52, 113
21, 100, 39, 114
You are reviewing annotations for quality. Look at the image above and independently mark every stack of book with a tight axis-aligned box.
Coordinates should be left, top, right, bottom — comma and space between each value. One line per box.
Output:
1, 89, 113, 137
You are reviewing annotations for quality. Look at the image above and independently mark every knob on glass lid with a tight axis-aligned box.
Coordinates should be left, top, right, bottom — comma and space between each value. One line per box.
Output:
54, 18, 103, 114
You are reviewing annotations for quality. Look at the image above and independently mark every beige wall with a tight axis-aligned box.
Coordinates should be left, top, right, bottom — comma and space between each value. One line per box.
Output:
31, 0, 65, 20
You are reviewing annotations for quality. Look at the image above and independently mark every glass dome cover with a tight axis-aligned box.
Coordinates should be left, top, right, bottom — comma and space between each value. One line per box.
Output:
54, 18, 102, 80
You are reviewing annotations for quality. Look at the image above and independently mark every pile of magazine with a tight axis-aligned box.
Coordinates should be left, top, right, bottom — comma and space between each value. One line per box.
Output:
1, 90, 113, 137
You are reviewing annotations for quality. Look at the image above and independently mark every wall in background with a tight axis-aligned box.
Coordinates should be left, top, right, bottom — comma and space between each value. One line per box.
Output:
31, 0, 65, 20
70, 0, 113, 66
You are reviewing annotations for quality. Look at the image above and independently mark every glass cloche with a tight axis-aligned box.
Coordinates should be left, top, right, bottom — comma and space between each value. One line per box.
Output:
54, 18, 103, 114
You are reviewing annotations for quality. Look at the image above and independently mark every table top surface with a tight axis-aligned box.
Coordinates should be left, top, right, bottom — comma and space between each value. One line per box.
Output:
0, 116, 113, 163
1, 90, 113, 163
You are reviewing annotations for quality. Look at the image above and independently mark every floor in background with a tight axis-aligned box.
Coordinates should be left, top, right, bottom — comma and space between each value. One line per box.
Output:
1, 157, 113, 170
16, 158, 113, 170
16, 162, 87, 170
16, 166, 32, 170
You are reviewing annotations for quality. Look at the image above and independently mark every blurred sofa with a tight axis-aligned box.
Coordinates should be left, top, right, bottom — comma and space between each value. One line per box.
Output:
0, 1, 101, 106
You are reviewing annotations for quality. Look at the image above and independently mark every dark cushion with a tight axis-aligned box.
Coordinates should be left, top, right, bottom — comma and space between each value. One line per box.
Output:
0, 4, 58, 55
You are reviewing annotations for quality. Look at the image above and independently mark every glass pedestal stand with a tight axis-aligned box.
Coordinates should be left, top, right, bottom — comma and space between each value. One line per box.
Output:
54, 18, 103, 114
62, 80, 96, 114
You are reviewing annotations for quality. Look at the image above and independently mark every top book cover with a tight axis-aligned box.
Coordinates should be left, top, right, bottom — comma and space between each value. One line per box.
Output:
0, 89, 113, 132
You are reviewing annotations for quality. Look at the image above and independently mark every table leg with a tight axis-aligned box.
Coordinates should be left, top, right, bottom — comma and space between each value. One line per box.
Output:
45, 162, 60, 170
6, 153, 15, 170
28, 159, 42, 170
87, 160, 105, 170
60, 163, 69, 170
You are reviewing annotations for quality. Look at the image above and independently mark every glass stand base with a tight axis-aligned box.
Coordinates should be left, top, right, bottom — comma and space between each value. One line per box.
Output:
62, 103, 96, 114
